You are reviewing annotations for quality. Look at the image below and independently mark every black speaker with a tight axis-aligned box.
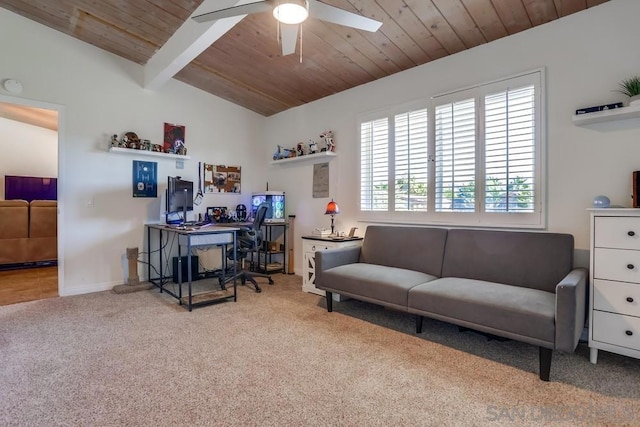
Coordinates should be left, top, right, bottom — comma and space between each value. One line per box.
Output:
172, 256, 199, 283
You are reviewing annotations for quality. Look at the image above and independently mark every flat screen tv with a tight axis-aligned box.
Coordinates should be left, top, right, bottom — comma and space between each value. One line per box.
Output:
166, 176, 193, 220
5, 175, 57, 202
251, 191, 285, 223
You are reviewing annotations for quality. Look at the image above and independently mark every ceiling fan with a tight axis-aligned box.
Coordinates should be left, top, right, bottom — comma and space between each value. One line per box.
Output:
192, 0, 383, 58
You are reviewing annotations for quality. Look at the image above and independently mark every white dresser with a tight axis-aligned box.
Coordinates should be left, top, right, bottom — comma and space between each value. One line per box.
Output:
589, 208, 640, 363
302, 236, 363, 298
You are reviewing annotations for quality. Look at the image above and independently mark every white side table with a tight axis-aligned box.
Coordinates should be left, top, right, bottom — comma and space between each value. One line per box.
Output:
302, 236, 363, 300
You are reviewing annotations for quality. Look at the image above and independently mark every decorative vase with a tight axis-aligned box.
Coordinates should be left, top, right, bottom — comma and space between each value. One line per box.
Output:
629, 95, 640, 107
592, 195, 611, 208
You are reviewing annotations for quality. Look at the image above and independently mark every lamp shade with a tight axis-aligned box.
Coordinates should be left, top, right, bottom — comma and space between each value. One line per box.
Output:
273, 0, 309, 25
325, 199, 340, 215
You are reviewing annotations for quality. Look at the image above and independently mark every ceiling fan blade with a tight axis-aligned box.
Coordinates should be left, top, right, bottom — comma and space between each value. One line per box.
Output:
308, 0, 382, 32
192, 1, 272, 23
279, 24, 299, 56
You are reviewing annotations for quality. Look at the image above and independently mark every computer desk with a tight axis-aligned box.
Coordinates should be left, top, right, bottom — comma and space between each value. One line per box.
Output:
146, 224, 240, 311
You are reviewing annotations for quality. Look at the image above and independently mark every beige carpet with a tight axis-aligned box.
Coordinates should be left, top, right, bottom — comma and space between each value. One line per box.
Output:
1, 274, 639, 426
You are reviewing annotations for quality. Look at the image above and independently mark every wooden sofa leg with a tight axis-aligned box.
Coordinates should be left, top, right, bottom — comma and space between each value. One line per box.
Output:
539, 347, 552, 381
416, 315, 423, 334
326, 292, 333, 312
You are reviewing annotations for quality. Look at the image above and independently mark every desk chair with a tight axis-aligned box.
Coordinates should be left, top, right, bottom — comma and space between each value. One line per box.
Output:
227, 202, 274, 293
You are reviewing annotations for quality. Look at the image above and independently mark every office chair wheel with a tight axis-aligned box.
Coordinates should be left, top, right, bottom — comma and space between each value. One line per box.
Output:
268, 278, 274, 285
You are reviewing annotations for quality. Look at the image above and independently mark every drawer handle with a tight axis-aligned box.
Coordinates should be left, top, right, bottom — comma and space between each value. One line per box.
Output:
627, 264, 635, 270
626, 330, 633, 336
311, 246, 316, 251
629, 231, 636, 237
627, 297, 635, 303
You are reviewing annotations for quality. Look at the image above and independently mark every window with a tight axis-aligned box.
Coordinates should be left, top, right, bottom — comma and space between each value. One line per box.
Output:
359, 70, 544, 228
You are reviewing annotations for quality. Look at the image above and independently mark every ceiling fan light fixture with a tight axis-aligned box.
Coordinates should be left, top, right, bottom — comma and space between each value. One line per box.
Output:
273, 0, 309, 25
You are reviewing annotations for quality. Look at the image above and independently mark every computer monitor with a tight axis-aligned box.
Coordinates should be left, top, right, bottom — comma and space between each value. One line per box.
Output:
167, 176, 193, 221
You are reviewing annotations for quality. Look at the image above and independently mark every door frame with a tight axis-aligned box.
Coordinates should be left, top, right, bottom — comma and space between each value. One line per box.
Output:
0, 93, 65, 295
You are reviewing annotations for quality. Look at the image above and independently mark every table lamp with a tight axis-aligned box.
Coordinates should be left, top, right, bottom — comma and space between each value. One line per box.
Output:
324, 199, 340, 235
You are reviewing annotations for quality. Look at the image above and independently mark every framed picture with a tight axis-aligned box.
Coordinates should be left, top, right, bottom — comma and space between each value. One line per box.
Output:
132, 160, 157, 198
204, 164, 241, 193
163, 123, 186, 154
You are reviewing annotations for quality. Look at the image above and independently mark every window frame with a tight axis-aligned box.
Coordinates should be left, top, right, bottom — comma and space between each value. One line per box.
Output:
357, 68, 546, 229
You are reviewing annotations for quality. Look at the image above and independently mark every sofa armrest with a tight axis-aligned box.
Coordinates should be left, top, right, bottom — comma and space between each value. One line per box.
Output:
555, 268, 588, 353
315, 246, 362, 288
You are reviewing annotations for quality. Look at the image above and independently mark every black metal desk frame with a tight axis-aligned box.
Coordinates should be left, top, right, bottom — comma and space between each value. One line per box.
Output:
146, 224, 239, 311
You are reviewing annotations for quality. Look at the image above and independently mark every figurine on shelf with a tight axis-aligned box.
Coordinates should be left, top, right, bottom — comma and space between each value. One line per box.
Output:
273, 145, 292, 160
320, 130, 335, 152
308, 140, 318, 154
110, 134, 119, 148
152, 144, 162, 152
121, 131, 140, 149
296, 142, 306, 156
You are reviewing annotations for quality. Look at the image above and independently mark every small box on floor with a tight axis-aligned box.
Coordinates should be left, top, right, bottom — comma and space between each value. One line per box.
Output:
264, 241, 284, 252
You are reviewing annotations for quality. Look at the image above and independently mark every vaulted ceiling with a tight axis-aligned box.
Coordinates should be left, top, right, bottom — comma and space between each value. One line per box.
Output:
0, 0, 609, 116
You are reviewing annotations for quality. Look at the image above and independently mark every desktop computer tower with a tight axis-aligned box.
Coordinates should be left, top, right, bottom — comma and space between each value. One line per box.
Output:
172, 256, 200, 283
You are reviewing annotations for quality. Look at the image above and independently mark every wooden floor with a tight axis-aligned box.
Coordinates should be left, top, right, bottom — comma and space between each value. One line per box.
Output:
0, 266, 58, 306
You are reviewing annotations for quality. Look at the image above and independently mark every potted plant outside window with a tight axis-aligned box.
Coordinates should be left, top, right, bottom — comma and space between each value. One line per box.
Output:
617, 75, 640, 106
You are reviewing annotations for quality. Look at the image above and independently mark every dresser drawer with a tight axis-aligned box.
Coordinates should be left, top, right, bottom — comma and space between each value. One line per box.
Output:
595, 216, 640, 250
594, 279, 640, 317
592, 310, 640, 351
594, 248, 640, 283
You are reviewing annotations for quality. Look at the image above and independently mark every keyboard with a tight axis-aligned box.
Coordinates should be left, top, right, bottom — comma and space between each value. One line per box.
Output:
182, 221, 208, 227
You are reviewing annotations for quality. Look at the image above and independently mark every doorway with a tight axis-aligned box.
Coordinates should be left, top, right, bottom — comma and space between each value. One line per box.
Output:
0, 95, 63, 305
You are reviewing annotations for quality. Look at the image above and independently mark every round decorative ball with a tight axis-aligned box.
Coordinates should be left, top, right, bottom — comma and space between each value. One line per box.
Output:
592, 195, 611, 208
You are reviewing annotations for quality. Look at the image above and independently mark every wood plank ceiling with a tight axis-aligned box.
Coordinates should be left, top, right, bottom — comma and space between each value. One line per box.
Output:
0, 0, 610, 116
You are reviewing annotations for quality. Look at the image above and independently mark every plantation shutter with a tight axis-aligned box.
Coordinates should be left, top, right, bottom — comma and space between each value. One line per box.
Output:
360, 118, 389, 211
484, 85, 536, 212
394, 109, 428, 211
434, 98, 476, 212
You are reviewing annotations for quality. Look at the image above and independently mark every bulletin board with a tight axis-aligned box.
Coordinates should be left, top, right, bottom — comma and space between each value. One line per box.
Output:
204, 164, 241, 193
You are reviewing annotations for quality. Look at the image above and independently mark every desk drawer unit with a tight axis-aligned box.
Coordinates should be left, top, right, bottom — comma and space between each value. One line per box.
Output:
589, 210, 640, 364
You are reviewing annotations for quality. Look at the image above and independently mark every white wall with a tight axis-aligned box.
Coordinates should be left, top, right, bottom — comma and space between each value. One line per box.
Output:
0, 8, 266, 295
0, 117, 58, 199
265, 0, 640, 272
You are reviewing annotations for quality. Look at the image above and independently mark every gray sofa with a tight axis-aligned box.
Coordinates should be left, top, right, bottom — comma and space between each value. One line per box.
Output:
315, 226, 587, 381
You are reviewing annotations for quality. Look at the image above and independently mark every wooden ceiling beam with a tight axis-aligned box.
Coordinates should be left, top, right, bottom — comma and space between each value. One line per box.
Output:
143, 0, 248, 90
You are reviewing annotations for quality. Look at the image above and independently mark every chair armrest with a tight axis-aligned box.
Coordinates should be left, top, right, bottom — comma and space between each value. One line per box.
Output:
555, 268, 588, 352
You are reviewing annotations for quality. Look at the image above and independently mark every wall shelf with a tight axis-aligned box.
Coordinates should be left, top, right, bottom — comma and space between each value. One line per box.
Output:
270, 151, 336, 165
108, 146, 191, 160
573, 104, 640, 125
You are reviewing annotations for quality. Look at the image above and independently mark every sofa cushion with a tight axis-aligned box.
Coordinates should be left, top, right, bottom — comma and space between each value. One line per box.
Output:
29, 200, 57, 238
360, 226, 448, 276
408, 277, 556, 343
322, 263, 438, 308
0, 199, 29, 239
441, 229, 573, 293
